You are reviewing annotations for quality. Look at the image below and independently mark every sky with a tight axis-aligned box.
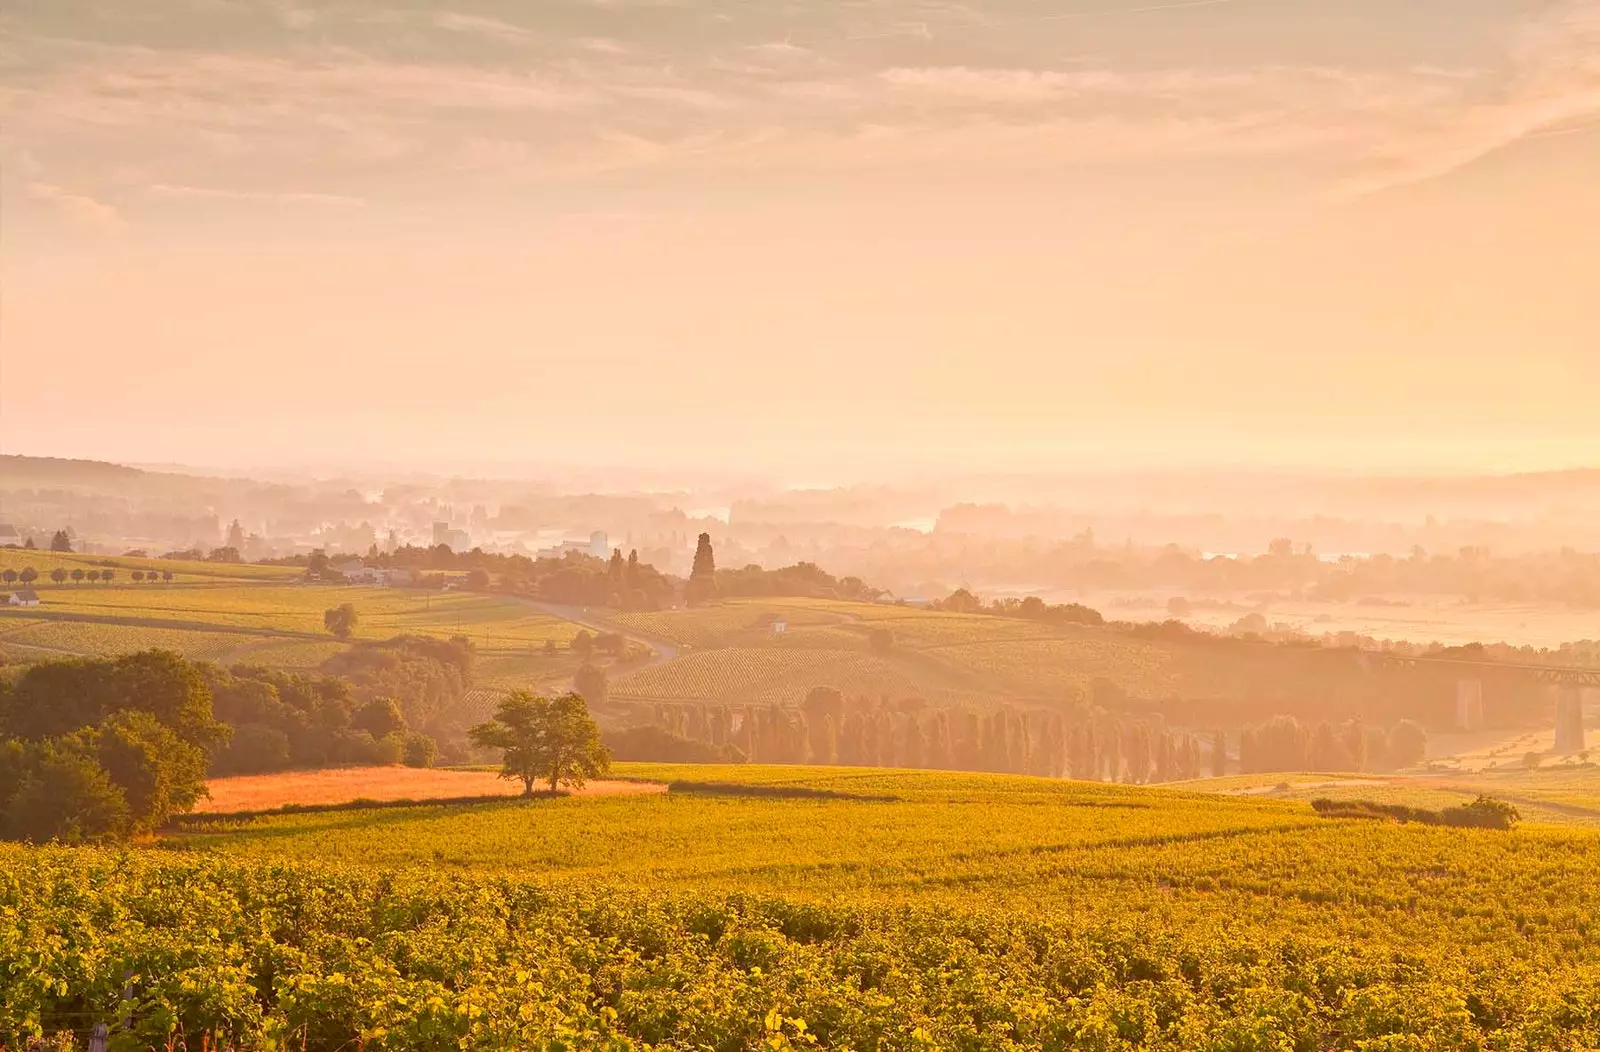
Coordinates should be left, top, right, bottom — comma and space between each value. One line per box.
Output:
2, 0, 1598, 479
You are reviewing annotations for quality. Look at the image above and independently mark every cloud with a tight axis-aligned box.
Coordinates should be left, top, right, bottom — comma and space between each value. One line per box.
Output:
146, 184, 366, 206
432, 12, 534, 43
1342, 0, 1600, 196
26, 183, 125, 235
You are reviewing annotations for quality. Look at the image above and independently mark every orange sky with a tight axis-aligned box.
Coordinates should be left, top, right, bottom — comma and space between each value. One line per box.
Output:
3, 0, 1597, 476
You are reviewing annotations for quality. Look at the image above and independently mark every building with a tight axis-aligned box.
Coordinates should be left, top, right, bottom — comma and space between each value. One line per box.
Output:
432, 522, 473, 552
538, 530, 609, 560
337, 561, 414, 586
5, 591, 41, 607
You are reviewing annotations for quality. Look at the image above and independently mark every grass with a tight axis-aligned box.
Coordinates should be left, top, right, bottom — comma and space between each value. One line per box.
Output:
195, 765, 664, 814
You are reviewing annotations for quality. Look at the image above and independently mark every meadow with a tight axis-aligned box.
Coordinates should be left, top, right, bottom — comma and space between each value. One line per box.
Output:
6, 764, 1598, 1049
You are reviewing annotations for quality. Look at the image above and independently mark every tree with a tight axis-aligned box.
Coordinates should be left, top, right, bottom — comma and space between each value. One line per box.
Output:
573, 663, 608, 707
90, 709, 209, 834
1389, 719, 1428, 769
404, 733, 438, 768
1, 570, 15, 586
324, 603, 358, 639
50, 530, 72, 553
71, 568, 85, 584
466, 568, 491, 591
685, 533, 718, 606
162, 569, 174, 583
2, 742, 129, 843
18, 567, 37, 587
352, 696, 406, 740
133, 570, 146, 582
571, 630, 595, 659
101, 569, 114, 584
868, 627, 894, 655
469, 691, 610, 794
226, 519, 245, 551
50, 568, 67, 585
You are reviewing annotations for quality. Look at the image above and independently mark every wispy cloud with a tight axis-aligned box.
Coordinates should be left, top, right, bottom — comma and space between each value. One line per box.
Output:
1342, 0, 1600, 197
26, 182, 125, 235
146, 184, 366, 206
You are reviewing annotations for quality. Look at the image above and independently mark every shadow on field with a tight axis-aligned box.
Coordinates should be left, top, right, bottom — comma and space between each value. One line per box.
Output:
666, 781, 899, 803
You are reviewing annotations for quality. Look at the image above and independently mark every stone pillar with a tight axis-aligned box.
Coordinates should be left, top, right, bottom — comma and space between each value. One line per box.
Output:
1554, 685, 1586, 754
1455, 678, 1484, 731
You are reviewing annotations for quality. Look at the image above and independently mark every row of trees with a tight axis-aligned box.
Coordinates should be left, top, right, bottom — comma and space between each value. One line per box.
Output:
1239, 715, 1427, 774
1, 566, 159, 586
640, 692, 1214, 784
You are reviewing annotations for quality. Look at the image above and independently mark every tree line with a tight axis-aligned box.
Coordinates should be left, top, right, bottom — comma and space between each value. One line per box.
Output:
629, 690, 1214, 784
1, 565, 158, 586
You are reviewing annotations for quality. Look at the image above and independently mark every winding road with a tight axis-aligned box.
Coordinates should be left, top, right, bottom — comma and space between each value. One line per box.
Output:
515, 598, 681, 672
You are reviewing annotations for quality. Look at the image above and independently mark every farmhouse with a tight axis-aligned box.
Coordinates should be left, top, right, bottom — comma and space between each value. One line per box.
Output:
5, 591, 41, 607
338, 561, 413, 586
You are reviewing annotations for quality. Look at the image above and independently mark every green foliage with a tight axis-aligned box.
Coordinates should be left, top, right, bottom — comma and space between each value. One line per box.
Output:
352, 696, 406, 740
685, 532, 718, 606
403, 732, 437, 768
1312, 794, 1522, 830
322, 602, 358, 639
469, 691, 610, 794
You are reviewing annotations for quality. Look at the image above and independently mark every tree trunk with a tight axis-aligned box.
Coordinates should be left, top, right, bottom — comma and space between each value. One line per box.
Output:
549, 769, 560, 793
521, 774, 534, 796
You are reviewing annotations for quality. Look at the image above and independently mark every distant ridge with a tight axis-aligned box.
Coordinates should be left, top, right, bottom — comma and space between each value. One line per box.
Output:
0, 455, 148, 486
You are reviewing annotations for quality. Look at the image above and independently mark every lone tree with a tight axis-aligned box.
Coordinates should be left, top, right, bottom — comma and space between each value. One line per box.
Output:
469, 691, 610, 795
323, 603, 358, 639
685, 532, 717, 606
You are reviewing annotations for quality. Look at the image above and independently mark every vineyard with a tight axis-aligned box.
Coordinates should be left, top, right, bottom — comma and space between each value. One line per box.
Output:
0, 583, 585, 675
607, 648, 982, 707
4, 765, 1598, 1049
607, 599, 1180, 708
0, 548, 297, 583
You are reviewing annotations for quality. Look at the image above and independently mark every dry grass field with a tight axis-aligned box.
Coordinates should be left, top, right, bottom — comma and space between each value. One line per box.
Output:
198, 766, 666, 813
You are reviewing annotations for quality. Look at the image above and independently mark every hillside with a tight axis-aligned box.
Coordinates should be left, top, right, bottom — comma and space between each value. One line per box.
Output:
6, 764, 1596, 1049
608, 597, 1179, 708
0, 550, 592, 695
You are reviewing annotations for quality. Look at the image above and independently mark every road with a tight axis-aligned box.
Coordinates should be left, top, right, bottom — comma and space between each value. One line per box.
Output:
515, 598, 681, 670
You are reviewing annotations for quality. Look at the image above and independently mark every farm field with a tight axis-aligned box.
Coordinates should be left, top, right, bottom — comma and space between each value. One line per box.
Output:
0, 582, 586, 676
1181, 764, 1600, 827
9, 764, 1599, 1049
0, 548, 297, 583
198, 765, 665, 814
609, 598, 1180, 705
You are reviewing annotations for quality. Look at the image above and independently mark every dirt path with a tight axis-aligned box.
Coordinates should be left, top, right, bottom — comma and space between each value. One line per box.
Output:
200, 766, 666, 814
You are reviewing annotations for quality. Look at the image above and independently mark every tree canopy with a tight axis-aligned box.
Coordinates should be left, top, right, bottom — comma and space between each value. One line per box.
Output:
469, 692, 609, 795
